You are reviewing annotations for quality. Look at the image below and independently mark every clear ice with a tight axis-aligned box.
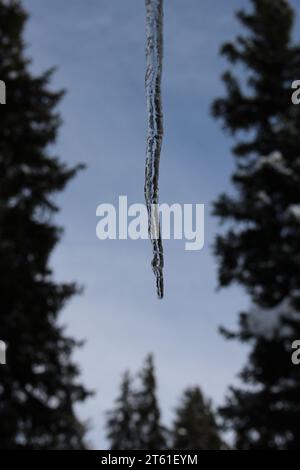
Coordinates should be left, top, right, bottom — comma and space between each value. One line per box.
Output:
144, 0, 164, 299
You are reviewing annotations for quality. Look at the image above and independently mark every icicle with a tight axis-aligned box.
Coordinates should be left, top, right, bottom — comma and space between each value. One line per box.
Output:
145, 0, 164, 299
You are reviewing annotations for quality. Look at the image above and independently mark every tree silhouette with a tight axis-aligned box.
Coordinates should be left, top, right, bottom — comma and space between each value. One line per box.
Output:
212, 0, 300, 449
134, 355, 167, 450
173, 387, 224, 450
106, 355, 167, 450
0, 0, 90, 449
106, 371, 136, 450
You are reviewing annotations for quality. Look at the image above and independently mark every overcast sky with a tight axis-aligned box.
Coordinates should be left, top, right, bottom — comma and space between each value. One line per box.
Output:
22, 0, 299, 449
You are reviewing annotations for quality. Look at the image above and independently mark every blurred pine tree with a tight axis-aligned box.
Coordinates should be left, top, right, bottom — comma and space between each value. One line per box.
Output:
106, 355, 167, 450
172, 387, 224, 450
212, 0, 300, 449
106, 371, 136, 450
0, 0, 90, 449
134, 355, 167, 449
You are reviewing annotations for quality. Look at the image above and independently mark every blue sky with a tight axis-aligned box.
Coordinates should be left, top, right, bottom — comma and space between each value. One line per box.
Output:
22, 0, 299, 449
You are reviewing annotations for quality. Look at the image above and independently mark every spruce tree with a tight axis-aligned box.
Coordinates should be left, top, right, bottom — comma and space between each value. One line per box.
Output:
212, 0, 300, 449
106, 356, 167, 450
106, 371, 136, 450
134, 355, 166, 450
0, 0, 89, 449
172, 387, 224, 450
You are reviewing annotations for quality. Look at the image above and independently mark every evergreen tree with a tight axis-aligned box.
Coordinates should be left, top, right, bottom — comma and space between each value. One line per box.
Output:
106, 356, 167, 450
212, 0, 300, 449
172, 387, 224, 450
0, 0, 89, 449
106, 371, 136, 450
134, 355, 166, 450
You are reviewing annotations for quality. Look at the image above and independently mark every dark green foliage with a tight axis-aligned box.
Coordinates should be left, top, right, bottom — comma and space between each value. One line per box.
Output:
172, 387, 224, 450
0, 0, 89, 449
212, 0, 300, 449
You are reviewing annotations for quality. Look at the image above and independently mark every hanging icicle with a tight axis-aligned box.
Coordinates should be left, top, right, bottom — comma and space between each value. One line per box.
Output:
144, 0, 164, 299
